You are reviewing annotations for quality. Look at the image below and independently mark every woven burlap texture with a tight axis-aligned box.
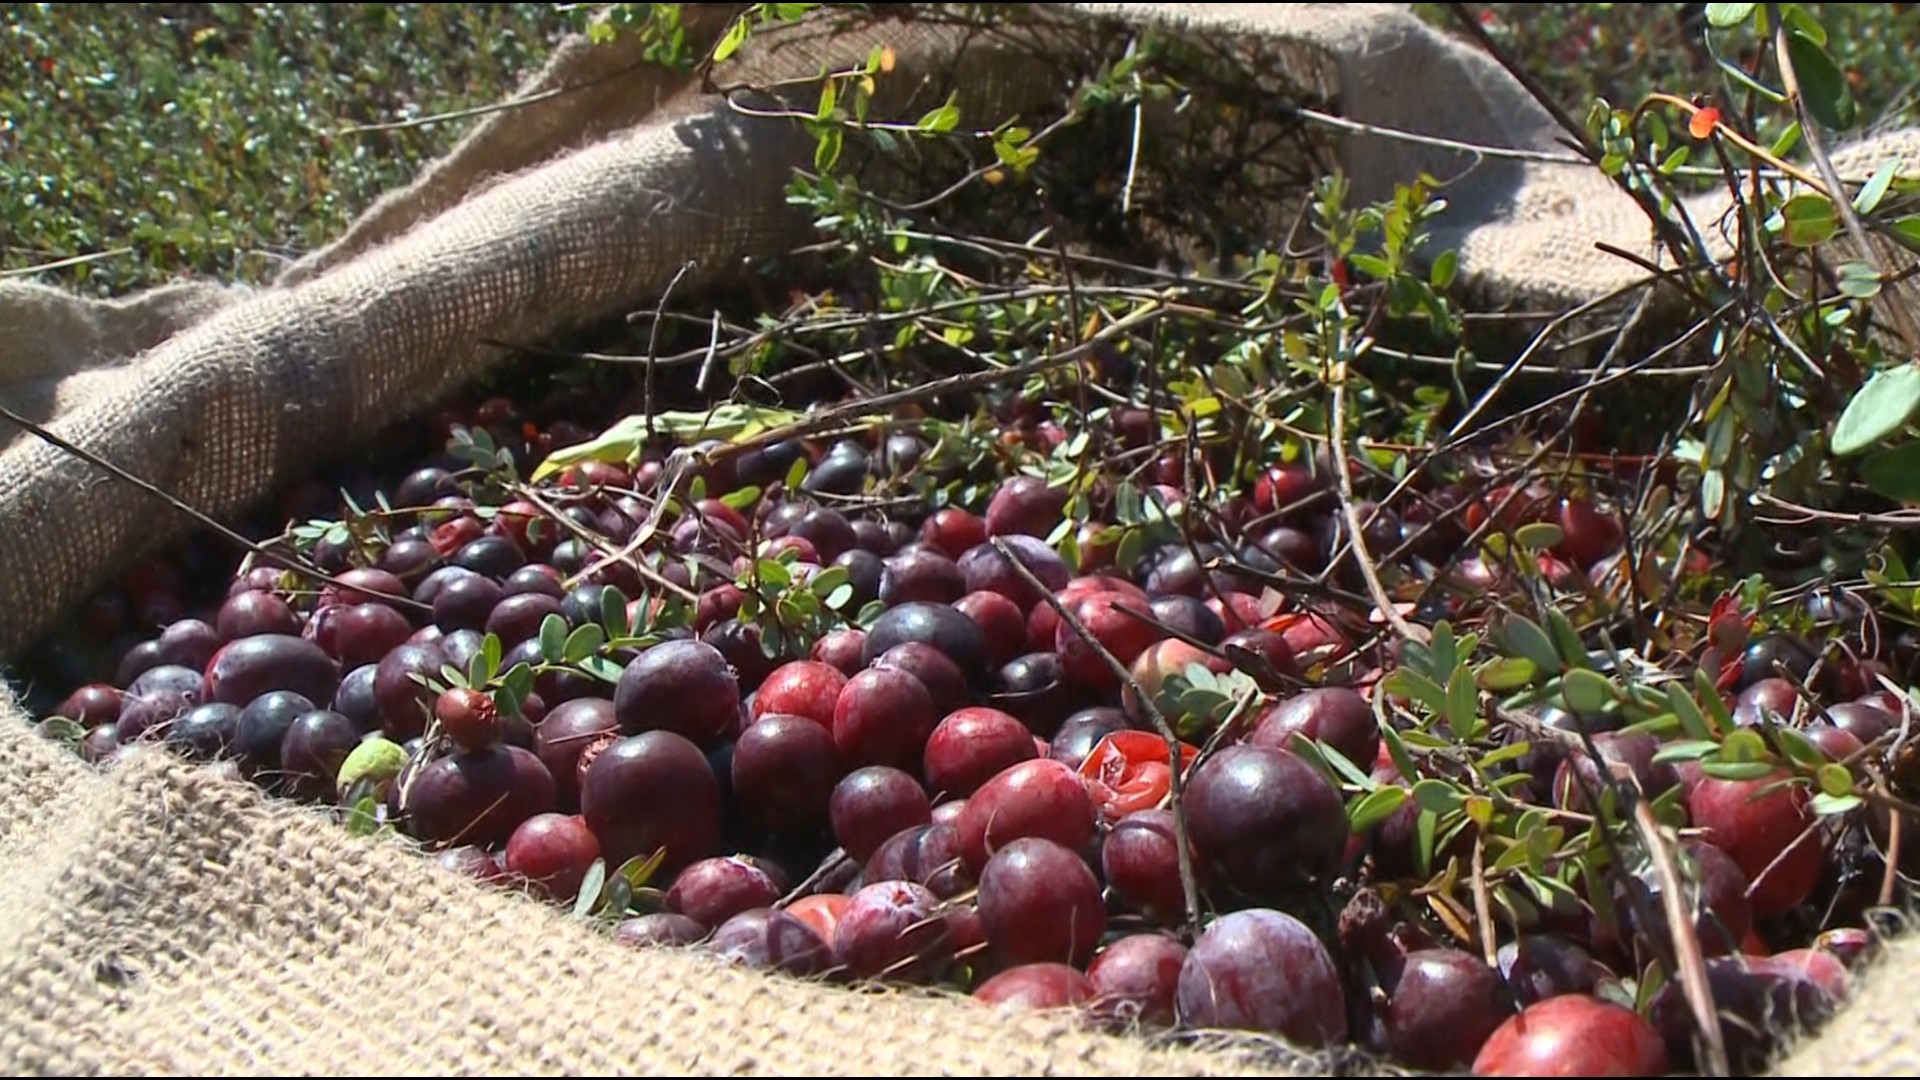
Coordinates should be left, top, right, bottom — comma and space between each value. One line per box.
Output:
4, 2, 1920, 1075
0, 683, 1293, 1077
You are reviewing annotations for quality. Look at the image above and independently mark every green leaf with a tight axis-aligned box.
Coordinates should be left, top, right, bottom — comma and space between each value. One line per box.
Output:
1287, 737, 1341, 790
572, 858, 608, 919
1385, 668, 1448, 714
563, 623, 606, 664
1348, 253, 1392, 280
1429, 249, 1458, 289
1400, 639, 1436, 681
1705, 3, 1756, 27
825, 583, 855, 609
917, 93, 961, 133
1429, 621, 1457, 677
1491, 837, 1535, 873
1668, 683, 1713, 739
602, 587, 631, 638
501, 662, 535, 705
1817, 762, 1855, 798
600, 874, 633, 920
495, 679, 524, 722
712, 15, 751, 62
1776, 726, 1828, 769
539, 613, 569, 665
1720, 728, 1772, 762
1812, 791, 1863, 815
1316, 739, 1377, 790
1856, 159, 1899, 215
1477, 655, 1539, 691
345, 794, 383, 837
1348, 786, 1410, 832
1544, 607, 1589, 669
1700, 759, 1779, 781
1838, 260, 1883, 300
1381, 723, 1419, 782
1833, 365, 1920, 455
1415, 808, 1439, 880
1499, 615, 1563, 674
756, 558, 791, 590
576, 656, 626, 684
1622, 713, 1681, 738
1778, 193, 1837, 246
1782, 4, 1826, 44
785, 454, 810, 492
534, 405, 818, 482
1694, 668, 1737, 733
439, 663, 467, 690
1478, 741, 1532, 772
618, 846, 670, 891
1412, 778, 1464, 815
814, 74, 838, 122
1786, 29, 1857, 130
1115, 528, 1147, 572
481, 633, 504, 685
721, 484, 762, 511
1891, 214, 1920, 253
1651, 739, 1722, 764
1445, 665, 1480, 740
1514, 521, 1565, 552
1857, 440, 1920, 505
1561, 669, 1615, 715
814, 125, 844, 173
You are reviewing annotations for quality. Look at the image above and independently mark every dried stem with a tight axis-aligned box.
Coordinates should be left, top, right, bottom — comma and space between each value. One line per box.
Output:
777, 847, 853, 908
1632, 798, 1732, 1078
510, 483, 699, 603
989, 535, 1205, 937
1328, 364, 1427, 646
1878, 774, 1903, 908
643, 260, 696, 443
1470, 830, 1498, 967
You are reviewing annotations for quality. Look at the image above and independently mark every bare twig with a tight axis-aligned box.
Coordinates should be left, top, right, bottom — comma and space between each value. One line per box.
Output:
510, 483, 699, 604
1328, 362, 1428, 646
1470, 830, 1497, 967
989, 535, 1205, 936
777, 848, 853, 907
1878, 774, 1904, 908
644, 261, 696, 443
0, 402, 431, 612
0, 246, 135, 277
1632, 798, 1732, 1078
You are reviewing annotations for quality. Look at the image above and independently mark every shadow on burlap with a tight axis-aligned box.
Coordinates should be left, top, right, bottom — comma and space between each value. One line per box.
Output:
5, 3, 1920, 1074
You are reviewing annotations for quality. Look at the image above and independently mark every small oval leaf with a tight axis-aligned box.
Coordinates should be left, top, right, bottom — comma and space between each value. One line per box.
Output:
1560, 668, 1616, 715
1514, 521, 1565, 552
1348, 786, 1410, 832
1817, 762, 1855, 798
1412, 778, 1465, 816
1705, 3, 1756, 28
1786, 28, 1857, 131
1700, 759, 1780, 782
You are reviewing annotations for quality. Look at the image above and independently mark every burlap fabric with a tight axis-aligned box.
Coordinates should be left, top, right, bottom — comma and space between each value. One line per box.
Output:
5, 2, 1920, 1074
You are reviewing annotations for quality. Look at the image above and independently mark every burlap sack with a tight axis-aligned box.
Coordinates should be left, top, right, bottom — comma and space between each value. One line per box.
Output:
5, 3, 1920, 1074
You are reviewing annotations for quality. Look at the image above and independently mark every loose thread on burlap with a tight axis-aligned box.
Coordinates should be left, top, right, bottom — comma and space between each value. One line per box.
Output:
0, 400, 431, 613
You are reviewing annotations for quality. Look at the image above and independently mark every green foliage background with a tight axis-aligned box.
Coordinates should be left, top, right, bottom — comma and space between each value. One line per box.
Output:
9, 3, 1920, 296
